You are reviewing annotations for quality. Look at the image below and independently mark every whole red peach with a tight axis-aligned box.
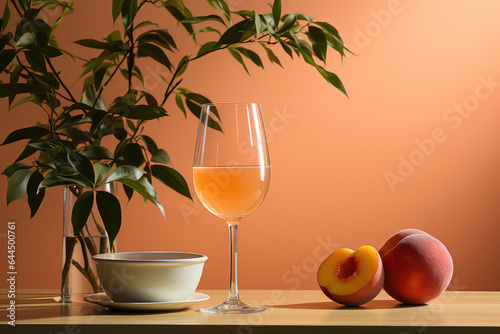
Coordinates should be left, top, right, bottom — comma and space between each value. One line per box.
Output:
379, 229, 453, 304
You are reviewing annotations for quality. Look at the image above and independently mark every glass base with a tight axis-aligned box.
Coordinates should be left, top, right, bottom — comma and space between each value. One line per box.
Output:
200, 298, 266, 314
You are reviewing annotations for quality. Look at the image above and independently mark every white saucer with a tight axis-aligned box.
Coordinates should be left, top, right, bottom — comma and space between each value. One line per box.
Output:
83, 292, 210, 312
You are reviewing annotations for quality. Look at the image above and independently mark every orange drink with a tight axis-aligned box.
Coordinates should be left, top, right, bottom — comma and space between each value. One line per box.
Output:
193, 165, 270, 221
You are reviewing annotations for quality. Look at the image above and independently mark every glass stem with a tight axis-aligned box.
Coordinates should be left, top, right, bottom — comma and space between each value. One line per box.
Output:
227, 222, 240, 302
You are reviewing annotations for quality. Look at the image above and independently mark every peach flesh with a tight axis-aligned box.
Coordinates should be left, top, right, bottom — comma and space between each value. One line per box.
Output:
317, 246, 384, 306
337, 257, 357, 280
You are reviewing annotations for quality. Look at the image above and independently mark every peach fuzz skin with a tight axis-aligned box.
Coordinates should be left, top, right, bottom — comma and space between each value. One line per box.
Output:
379, 229, 454, 304
317, 246, 384, 307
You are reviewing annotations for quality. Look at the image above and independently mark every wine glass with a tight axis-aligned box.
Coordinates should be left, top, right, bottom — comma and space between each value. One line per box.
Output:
193, 103, 271, 314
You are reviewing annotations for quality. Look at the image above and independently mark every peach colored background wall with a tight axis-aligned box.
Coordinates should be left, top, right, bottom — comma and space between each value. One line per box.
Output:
1, 0, 500, 292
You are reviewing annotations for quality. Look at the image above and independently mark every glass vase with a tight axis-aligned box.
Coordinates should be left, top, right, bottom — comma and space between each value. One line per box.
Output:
61, 184, 117, 302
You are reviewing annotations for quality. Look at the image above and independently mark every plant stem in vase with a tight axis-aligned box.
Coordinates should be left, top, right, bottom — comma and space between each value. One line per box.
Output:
61, 184, 117, 302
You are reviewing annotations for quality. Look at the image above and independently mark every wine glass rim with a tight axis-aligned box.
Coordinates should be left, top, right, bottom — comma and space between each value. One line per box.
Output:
202, 102, 261, 106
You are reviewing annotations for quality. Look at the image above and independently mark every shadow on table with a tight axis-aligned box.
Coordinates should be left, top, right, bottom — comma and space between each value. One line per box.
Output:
12, 297, 190, 321
271, 299, 426, 310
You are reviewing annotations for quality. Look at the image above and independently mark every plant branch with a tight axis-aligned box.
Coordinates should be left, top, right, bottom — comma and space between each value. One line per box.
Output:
9, 0, 23, 16
45, 57, 78, 103
161, 34, 275, 105
126, 31, 134, 92
15, 54, 39, 88
54, 90, 74, 103
92, 52, 129, 109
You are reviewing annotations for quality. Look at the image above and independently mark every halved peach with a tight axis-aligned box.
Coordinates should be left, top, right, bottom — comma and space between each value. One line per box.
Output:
317, 245, 384, 306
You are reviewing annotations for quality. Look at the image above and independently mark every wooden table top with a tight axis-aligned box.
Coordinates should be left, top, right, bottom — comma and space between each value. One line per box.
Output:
1, 289, 499, 333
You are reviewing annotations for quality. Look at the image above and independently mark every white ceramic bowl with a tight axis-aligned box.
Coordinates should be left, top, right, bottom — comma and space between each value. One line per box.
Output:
93, 252, 207, 303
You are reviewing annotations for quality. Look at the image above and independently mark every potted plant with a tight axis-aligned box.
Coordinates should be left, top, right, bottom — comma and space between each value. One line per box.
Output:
0, 0, 348, 300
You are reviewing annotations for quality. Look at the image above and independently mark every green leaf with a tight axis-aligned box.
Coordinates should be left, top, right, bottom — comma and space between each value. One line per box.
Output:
96, 191, 121, 246
151, 164, 191, 200
215, 19, 249, 46
122, 183, 133, 201
163, 0, 194, 35
136, 43, 172, 70
81, 51, 121, 78
2, 163, 31, 178
0, 83, 41, 98
233, 10, 254, 18
307, 26, 327, 63
182, 15, 225, 25
7, 169, 33, 205
0, 49, 16, 73
51, 0, 74, 33
254, 12, 264, 36
296, 13, 314, 22
197, 41, 219, 57
9, 94, 41, 111
315, 21, 343, 44
25, 50, 47, 73
137, 30, 175, 51
235, 46, 264, 69
210, 0, 231, 23
318, 67, 348, 97
1, 126, 50, 145
175, 93, 187, 117
114, 104, 168, 120
126, 119, 136, 132
122, 143, 144, 167
228, 48, 249, 74
15, 140, 38, 163
279, 39, 293, 58
184, 94, 222, 132
24, 44, 62, 57
82, 83, 106, 110
106, 165, 145, 183
141, 91, 158, 107
191, 26, 220, 36
133, 20, 158, 30
0, 33, 12, 52
26, 171, 45, 218
112, 0, 125, 24
151, 149, 170, 164
258, 42, 282, 68
71, 190, 94, 236
81, 144, 112, 160
74, 39, 109, 49
121, 0, 138, 28
15, 32, 35, 47
37, 172, 90, 191
2, 1, 10, 31
113, 176, 165, 218
272, 0, 281, 26
184, 93, 221, 121
176, 55, 189, 76
278, 13, 297, 33
67, 150, 95, 186
141, 134, 158, 154
31, 19, 52, 45
94, 163, 111, 185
